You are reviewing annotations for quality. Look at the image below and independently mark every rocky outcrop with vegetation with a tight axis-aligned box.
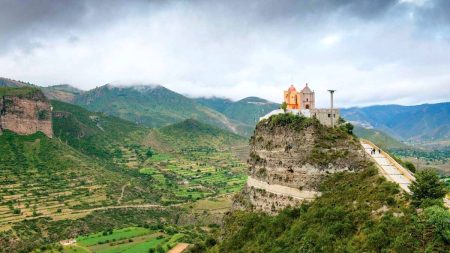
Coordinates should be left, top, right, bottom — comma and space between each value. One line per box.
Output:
0, 87, 53, 138
234, 113, 369, 213
206, 114, 449, 252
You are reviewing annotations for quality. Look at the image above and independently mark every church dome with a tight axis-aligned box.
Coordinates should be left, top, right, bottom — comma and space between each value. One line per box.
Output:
288, 85, 297, 92
301, 83, 312, 93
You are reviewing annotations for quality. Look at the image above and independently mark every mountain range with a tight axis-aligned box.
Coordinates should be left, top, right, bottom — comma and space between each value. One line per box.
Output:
1, 76, 449, 144
341, 103, 450, 143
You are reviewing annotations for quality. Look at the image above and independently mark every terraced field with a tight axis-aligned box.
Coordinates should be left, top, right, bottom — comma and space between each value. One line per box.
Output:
139, 151, 247, 203
63, 226, 191, 253
0, 131, 125, 231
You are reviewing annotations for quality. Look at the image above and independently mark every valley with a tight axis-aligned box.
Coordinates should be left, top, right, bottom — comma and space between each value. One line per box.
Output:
0, 86, 247, 252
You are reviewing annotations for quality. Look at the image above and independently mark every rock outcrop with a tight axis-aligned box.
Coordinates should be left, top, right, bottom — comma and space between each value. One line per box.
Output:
0, 87, 53, 138
233, 114, 369, 214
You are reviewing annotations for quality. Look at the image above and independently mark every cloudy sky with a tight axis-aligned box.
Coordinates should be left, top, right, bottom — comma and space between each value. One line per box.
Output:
0, 0, 449, 107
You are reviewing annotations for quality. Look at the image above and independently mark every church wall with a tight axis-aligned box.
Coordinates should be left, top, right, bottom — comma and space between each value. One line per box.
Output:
310, 109, 340, 127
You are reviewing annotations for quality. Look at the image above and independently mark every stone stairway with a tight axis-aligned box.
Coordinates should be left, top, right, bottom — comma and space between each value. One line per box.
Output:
361, 140, 415, 193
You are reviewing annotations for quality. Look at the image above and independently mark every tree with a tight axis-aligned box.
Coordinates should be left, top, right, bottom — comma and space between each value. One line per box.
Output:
156, 245, 165, 253
424, 205, 450, 243
146, 148, 154, 158
281, 102, 287, 112
410, 169, 446, 207
403, 161, 416, 173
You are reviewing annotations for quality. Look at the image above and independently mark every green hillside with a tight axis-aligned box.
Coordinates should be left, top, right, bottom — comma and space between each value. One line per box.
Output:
353, 125, 409, 150
146, 119, 247, 152
52, 100, 149, 162
207, 167, 449, 252
196, 96, 279, 127
74, 85, 248, 135
141, 119, 248, 203
195, 97, 234, 113
0, 131, 130, 229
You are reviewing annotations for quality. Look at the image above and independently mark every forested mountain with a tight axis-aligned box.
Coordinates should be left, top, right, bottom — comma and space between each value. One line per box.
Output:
342, 102, 450, 142
73, 84, 250, 136
196, 96, 279, 126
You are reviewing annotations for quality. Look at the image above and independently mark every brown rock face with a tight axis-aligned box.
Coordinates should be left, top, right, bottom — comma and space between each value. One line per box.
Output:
234, 114, 369, 214
0, 89, 53, 138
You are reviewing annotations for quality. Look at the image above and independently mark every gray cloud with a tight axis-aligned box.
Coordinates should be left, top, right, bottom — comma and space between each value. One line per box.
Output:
0, 0, 449, 107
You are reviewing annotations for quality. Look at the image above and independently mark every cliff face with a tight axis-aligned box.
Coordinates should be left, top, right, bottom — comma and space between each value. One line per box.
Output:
0, 88, 53, 138
234, 114, 369, 214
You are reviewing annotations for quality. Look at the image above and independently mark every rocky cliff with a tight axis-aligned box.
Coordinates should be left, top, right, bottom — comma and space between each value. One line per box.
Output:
0, 87, 53, 138
233, 113, 369, 214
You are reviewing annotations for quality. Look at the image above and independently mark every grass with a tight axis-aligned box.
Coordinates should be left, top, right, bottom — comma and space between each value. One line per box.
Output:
77, 227, 151, 247
97, 237, 166, 253
0, 86, 42, 98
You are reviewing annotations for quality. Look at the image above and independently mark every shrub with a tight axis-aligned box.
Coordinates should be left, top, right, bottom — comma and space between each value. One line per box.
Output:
410, 169, 446, 207
403, 161, 416, 173
424, 206, 450, 243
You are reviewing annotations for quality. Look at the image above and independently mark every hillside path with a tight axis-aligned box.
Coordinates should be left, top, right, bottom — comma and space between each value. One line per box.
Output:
247, 176, 320, 200
168, 243, 191, 253
117, 182, 130, 204
361, 140, 415, 193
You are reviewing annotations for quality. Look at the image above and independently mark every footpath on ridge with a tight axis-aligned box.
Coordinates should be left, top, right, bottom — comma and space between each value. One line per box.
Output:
362, 139, 450, 208
361, 140, 415, 193
246, 176, 319, 200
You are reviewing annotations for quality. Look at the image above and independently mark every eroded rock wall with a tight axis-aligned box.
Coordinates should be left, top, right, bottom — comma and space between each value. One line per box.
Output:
0, 91, 53, 138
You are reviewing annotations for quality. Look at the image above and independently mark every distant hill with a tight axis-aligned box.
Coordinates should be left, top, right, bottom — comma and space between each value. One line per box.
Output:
0, 77, 82, 103
74, 84, 249, 135
342, 102, 450, 142
353, 125, 409, 150
145, 119, 247, 152
196, 96, 279, 127
0, 77, 33, 87
43, 84, 83, 103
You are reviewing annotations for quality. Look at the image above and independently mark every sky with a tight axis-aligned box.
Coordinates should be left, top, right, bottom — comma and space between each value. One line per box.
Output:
0, 0, 449, 107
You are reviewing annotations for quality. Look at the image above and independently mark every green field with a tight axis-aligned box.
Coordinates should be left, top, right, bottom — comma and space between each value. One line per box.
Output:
77, 227, 152, 247
62, 227, 188, 253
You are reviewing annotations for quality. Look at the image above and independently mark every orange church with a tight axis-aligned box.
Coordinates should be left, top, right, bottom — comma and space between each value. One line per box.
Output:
284, 84, 315, 110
